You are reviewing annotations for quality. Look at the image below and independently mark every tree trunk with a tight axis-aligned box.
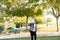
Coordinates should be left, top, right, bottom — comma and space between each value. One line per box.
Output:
56, 17, 59, 32
52, 7, 59, 32
26, 16, 28, 31
56, 3, 59, 32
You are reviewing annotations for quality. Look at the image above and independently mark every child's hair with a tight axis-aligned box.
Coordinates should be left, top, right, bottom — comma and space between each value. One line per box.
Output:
34, 19, 38, 24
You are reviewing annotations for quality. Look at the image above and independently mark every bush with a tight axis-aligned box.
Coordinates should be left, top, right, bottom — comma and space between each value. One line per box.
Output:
9, 29, 20, 33
0, 25, 5, 33
7, 27, 13, 30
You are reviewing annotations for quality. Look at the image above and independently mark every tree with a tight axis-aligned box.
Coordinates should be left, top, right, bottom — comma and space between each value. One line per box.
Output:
46, 0, 60, 31
0, 0, 43, 30
19, 3, 43, 30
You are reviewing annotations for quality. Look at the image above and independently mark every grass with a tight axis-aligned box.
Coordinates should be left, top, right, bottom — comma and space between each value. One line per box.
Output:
1, 36, 60, 40
40, 36, 60, 40
20, 36, 60, 40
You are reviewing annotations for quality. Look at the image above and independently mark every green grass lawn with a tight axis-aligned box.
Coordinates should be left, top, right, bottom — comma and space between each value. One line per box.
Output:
40, 36, 60, 40
1, 36, 60, 40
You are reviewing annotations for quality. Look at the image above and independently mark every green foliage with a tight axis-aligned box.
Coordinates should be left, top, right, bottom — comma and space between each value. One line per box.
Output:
0, 17, 4, 23
46, 0, 60, 18
0, 25, 5, 31
37, 9, 43, 15
28, 0, 39, 3
0, 0, 43, 17
34, 16, 46, 23
0, 13, 4, 23
46, 0, 60, 10
21, 7, 33, 16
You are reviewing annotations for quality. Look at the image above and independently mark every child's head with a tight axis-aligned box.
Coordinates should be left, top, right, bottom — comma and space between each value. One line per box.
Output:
34, 19, 38, 24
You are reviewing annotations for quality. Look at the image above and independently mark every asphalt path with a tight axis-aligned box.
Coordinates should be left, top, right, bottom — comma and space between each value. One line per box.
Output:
0, 32, 60, 39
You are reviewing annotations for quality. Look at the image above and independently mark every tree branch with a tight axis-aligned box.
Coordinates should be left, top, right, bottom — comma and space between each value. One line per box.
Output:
52, 7, 57, 17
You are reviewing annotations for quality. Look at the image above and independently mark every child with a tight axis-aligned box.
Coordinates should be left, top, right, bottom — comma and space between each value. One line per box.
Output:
28, 19, 37, 40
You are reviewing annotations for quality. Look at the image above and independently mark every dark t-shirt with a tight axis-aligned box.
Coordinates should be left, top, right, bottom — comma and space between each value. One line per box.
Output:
28, 23, 37, 32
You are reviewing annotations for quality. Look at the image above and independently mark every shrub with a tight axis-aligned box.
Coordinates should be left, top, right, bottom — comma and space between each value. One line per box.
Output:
9, 29, 20, 33
0, 25, 5, 33
7, 27, 13, 30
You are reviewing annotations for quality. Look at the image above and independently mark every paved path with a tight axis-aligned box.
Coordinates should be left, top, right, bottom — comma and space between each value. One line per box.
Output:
0, 32, 60, 39
20, 32, 60, 38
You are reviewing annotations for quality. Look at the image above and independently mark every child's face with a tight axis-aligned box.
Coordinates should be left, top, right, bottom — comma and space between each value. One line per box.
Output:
34, 22, 36, 24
